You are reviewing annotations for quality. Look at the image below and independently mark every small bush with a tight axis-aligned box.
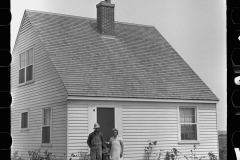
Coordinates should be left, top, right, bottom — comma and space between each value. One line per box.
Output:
28, 148, 56, 160
69, 151, 90, 160
144, 140, 158, 160
164, 151, 170, 160
164, 148, 181, 160
146, 144, 221, 160
183, 144, 205, 160
208, 151, 218, 160
11, 151, 23, 160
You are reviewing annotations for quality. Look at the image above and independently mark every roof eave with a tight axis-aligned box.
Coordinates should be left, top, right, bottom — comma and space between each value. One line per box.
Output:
67, 95, 219, 104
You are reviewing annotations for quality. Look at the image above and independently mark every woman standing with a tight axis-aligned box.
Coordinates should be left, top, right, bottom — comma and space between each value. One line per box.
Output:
109, 128, 124, 160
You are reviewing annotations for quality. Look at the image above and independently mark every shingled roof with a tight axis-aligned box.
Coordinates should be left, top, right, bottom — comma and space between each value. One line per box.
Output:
19, 9, 218, 101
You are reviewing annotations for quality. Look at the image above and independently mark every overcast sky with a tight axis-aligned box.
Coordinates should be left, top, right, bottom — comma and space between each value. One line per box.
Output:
11, 0, 226, 130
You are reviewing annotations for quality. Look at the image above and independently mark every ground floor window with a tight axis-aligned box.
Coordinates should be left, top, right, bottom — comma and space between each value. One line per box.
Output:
179, 107, 198, 141
42, 107, 51, 143
21, 111, 29, 129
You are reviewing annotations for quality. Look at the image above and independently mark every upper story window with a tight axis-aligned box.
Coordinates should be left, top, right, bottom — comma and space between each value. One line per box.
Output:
19, 48, 34, 84
179, 107, 199, 143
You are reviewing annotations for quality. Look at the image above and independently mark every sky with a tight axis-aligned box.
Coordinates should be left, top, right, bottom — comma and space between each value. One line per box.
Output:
11, 0, 226, 131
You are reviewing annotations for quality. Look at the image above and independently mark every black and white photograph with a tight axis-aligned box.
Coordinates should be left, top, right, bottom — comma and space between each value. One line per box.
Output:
10, 0, 226, 160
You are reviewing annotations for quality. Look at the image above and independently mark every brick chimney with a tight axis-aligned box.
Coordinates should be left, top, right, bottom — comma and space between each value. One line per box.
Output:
96, 0, 115, 36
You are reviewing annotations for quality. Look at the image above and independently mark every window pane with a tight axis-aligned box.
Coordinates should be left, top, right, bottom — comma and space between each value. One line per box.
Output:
19, 68, 25, 83
26, 65, 33, 81
180, 108, 194, 116
181, 124, 197, 140
20, 54, 22, 68
190, 115, 195, 123
183, 116, 195, 123
19, 54, 22, 68
26, 49, 33, 65
180, 108, 195, 123
26, 51, 29, 66
21, 112, 28, 128
180, 117, 184, 123
44, 117, 50, 126
21, 53, 26, 68
44, 108, 51, 125
185, 108, 195, 116
29, 49, 33, 65
180, 108, 184, 115
42, 126, 50, 143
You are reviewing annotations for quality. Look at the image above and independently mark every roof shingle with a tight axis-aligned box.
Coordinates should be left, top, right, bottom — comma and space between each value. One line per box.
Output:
24, 10, 218, 101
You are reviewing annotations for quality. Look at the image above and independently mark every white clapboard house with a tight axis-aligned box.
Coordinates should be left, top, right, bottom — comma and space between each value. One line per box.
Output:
11, 1, 219, 160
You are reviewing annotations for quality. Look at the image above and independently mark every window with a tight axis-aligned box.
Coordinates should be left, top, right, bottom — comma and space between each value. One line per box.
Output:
179, 107, 198, 142
42, 107, 51, 144
21, 111, 29, 129
19, 48, 34, 84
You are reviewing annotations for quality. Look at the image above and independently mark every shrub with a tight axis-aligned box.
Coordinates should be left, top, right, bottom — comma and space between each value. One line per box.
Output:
155, 149, 165, 160
208, 151, 218, 160
69, 151, 90, 160
169, 148, 181, 160
11, 151, 23, 160
164, 148, 181, 160
144, 140, 158, 160
143, 140, 165, 160
183, 145, 205, 160
28, 148, 56, 160
146, 143, 220, 160
165, 151, 170, 160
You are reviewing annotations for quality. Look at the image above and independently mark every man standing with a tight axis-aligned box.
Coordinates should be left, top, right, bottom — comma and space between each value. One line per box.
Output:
87, 123, 104, 160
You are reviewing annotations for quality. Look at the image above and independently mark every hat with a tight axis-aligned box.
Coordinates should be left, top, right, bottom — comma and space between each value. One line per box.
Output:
112, 128, 118, 133
93, 123, 100, 129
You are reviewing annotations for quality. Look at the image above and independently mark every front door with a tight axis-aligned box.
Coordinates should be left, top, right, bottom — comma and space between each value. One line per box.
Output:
97, 108, 115, 143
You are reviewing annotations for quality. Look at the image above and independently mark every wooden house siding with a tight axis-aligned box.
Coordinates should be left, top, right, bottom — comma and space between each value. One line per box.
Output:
11, 13, 68, 160
122, 103, 218, 160
65, 100, 218, 160
67, 103, 89, 159
122, 105, 178, 160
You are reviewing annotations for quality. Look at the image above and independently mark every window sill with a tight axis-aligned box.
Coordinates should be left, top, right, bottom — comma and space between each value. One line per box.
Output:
178, 140, 200, 144
41, 144, 52, 148
18, 80, 34, 87
20, 128, 29, 132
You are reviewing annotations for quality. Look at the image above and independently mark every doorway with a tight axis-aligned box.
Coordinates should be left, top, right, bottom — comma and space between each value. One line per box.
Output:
97, 108, 115, 143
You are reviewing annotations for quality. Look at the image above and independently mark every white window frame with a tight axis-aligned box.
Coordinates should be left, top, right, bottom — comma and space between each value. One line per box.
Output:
41, 106, 52, 147
20, 109, 29, 131
18, 46, 35, 86
177, 106, 200, 144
